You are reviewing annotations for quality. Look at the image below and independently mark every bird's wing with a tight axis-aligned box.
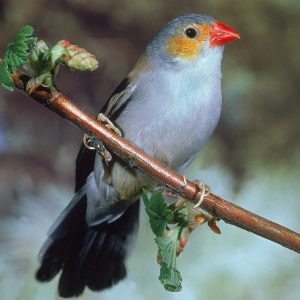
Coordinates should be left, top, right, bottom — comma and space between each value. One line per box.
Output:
75, 76, 136, 192
102, 77, 136, 120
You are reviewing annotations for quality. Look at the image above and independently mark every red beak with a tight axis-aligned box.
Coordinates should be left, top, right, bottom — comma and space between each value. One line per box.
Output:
209, 21, 240, 47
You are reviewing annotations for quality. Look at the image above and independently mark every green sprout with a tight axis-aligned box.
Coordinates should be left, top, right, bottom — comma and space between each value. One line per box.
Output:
0, 26, 99, 92
142, 190, 190, 292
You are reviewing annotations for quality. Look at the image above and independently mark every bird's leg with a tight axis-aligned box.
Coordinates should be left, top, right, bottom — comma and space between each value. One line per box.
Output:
170, 176, 210, 209
179, 178, 221, 233
97, 113, 122, 136
83, 134, 112, 164
191, 180, 221, 234
83, 114, 122, 164
193, 179, 211, 208
154, 176, 209, 210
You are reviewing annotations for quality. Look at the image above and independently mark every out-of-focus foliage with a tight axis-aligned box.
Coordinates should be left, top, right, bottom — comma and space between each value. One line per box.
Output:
0, 0, 299, 299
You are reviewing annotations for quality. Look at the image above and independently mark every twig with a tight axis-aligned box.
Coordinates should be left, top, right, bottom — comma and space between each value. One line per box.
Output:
12, 72, 300, 254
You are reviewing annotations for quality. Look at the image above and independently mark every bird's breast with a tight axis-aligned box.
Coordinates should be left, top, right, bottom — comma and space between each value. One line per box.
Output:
116, 66, 222, 170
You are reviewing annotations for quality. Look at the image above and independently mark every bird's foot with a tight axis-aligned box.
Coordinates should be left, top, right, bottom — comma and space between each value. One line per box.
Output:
82, 114, 121, 164
83, 134, 112, 164
180, 175, 188, 191
193, 180, 210, 209
97, 113, 122, 136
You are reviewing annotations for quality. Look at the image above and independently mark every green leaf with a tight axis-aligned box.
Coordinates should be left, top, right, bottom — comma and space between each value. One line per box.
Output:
16, 25, 34, 38
0, 61, 14, 91
142, 190, 174, 236
174, 207, 189, 227
0, 25, 36, 91
156, 226, 182, 292
142, 190, 184, 291
23, 40, 51, 77
159, 263, 182, 292
155, 227, 180, 269
49, 43, 68, 69
26, 72, 53, 93
5, 25, 35, 73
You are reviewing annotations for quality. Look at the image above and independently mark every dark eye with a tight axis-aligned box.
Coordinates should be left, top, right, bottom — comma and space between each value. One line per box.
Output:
185, 27, 197, 38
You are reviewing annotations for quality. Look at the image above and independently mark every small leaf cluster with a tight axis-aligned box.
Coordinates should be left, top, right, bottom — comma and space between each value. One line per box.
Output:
0, 26, 99, 93
0, 26, 36, 91
142, 190, 189, 292
142, 190, 174, 236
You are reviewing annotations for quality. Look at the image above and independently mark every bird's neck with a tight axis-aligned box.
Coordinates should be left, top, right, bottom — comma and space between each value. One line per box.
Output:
157, 47, 224, 109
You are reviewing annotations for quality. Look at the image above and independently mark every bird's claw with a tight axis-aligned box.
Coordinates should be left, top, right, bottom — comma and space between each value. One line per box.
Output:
193, 180, 210, 209
83, 134, 112, 164
82, 114, 122, 164
97, 113, 122, 136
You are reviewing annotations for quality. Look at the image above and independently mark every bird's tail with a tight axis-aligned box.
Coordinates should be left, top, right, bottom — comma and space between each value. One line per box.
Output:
36, 189, 140, 298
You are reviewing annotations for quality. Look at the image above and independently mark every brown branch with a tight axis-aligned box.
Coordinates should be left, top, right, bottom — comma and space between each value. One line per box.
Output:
12, 73, 300, 254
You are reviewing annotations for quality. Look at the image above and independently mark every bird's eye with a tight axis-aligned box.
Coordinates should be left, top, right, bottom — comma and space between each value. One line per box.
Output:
185, 27, 197, 38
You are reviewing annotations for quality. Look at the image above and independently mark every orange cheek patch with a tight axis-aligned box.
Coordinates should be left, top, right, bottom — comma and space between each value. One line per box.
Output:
165, 24, 212, 60
166, 35, 200, 60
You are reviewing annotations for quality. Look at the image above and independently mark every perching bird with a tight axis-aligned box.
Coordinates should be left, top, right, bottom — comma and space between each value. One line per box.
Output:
36, 13, 239, 297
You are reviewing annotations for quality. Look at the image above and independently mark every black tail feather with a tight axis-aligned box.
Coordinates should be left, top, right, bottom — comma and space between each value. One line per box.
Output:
85, 233, 127, 291
36, 238, 65, 282
36, 194, 140, 298
36, 195, 87, 283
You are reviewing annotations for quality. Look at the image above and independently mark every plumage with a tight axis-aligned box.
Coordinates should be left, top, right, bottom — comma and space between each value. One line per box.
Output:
36, 13, 239, 297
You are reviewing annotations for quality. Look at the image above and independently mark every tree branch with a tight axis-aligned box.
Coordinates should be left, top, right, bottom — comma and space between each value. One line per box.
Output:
12, 72, 300, 254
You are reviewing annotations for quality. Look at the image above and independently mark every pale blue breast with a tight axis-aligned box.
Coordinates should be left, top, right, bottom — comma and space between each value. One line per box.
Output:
116, 51, 223, 170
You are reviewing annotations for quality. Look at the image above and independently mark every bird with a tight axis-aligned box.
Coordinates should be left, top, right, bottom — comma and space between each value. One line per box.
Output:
36, 13, 239, 298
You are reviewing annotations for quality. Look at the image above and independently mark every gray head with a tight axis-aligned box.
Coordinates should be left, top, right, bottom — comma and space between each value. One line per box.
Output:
146, 13, 239, 67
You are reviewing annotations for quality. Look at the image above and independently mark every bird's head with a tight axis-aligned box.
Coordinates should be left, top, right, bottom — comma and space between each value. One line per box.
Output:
146, 13, 240, 67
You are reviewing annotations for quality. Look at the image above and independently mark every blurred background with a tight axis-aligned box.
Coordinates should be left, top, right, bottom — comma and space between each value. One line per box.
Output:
0, 0, 299, 299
